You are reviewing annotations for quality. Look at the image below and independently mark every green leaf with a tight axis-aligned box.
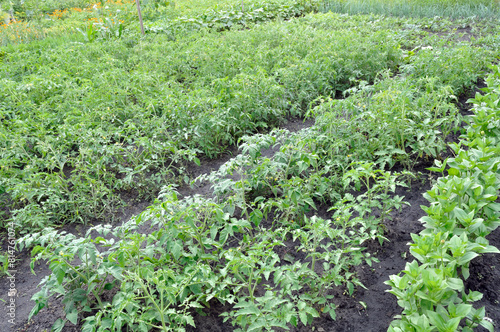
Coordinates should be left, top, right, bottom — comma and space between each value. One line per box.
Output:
479, 245, 500, 254
329, 308, 337, 320
446, 278, 464, 291
299, 310, 308, 326
462, 265, 470, 279
189, 301, 204, 308
234, 302, 260, 315
480, 318, 495, 332
31, 245, 45, 257
457, 251, 478, 265
248, 320, 267, 331
347, 281, 354, 296
210, 225, 218, 241
454, 304, 472, 318
283, 253, 294, 263
184, 314, 196, 327
171, 241, 182, 260
426, 310, 447, 331
29, 301, 46, 320
101, 318, 113, 329
53, 264, 66, 285
190, 283, 202, 295
305, 306, 320, 317
107, 266, 123, 280
52, 318, 66, 332
104, 282, 115, 290
445, 317, 461, 331
66, 309, 78, 325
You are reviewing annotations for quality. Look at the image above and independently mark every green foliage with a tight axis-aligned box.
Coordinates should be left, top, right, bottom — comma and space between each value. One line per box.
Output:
76, 18, 124, 42
19, 186, 374, 331
343, 162, 411, 239
4, 5, 500, 331
19, 226, 121, 330
309, 74, 464, 172
0, 12, 404, 231
385, 66, 500, 332
321, 0, 500, 19
148, 0, 320, 33
0, 251, 7, 275
400, 44, 493, 94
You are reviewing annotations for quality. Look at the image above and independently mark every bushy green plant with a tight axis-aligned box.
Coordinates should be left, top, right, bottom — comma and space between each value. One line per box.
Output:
385, 66, 500, 332
1, 12, 405, 231
16, 188, 319, 331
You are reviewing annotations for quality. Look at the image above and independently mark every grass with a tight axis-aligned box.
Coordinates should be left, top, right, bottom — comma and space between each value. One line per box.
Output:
321, 0, 500, 18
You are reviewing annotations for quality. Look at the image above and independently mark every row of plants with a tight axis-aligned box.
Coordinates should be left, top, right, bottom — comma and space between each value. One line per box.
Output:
321, 0, 500, 19
15, 106, 414, 330
19, 185, 388, 331
199, 71, 466, 221
1, 13, 412, 232
16, 29, 498, 331
147, 0, 320, 33
385, 66, 500, 331
3, 10, 498, 234
195, 34, 496, 230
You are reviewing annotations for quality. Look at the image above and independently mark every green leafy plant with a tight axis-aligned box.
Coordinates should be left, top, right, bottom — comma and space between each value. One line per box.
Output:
386, 66, 500, 332
343, 162, 411, 242
76, 22, 98, 42
19, 226, 122, 332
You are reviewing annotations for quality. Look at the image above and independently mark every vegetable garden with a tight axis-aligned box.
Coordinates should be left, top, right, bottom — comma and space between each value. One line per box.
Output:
1, 0, 500, 331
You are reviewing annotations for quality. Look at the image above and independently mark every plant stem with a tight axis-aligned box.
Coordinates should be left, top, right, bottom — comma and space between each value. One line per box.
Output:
60, 257, 104, 309
135, 0, 145, 35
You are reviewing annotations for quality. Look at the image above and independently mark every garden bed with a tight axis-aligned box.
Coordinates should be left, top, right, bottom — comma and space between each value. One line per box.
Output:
1, 3, 500, 332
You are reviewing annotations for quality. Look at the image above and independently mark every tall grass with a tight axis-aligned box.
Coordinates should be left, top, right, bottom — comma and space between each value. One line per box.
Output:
320, 0, 500, 18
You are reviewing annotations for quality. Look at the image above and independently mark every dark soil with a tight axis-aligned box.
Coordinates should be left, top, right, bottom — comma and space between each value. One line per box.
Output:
2, 89, 499, 332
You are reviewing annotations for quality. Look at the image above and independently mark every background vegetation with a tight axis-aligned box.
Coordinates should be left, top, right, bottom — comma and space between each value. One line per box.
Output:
1, 0, 500, 331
